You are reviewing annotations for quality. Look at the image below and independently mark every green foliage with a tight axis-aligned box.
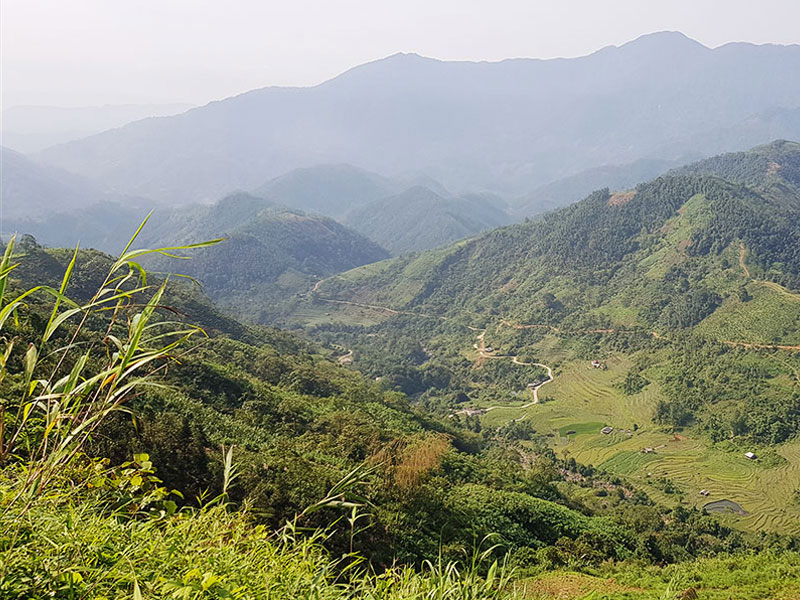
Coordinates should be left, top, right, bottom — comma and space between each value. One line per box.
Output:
0, 482, 516, 600
311, 143, 800, 447
446, 483, 631, 558
619, 370, 649, 396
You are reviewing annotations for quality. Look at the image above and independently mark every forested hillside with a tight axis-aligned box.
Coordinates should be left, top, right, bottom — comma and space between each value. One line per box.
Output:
135, 192, 389, 322
5, 238, 784, 595
671, 139, 800, 191
3, 171, 800, 597
319, 144, 800, 321
302, 142, 800, 530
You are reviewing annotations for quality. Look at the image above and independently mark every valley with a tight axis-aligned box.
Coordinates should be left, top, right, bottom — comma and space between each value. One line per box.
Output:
307, 285, 800, 535
290, 141, 800, 542
5, 17, 800, 597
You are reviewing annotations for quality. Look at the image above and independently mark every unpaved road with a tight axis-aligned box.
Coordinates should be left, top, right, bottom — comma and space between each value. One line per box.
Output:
475, 330, 554, 404
739, 243, 751, 279
337, 348, 354, 364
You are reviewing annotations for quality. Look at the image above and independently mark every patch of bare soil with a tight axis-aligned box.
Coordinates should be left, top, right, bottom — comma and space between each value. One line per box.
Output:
515, 572, 642, 599
607, 190, 636, 207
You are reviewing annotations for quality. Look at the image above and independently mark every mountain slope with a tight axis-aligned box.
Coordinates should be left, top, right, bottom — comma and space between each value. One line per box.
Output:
319, 141, 800, 326
512, 158, 678, 217
139, 192, 389, 321
3, 243, 770, 571
344, 186, 512, 254
0, 146, 113, 220
255, 164, 398, 218
36, 33, 800, 203
303, 142, 800, 529
670, 139, 800, 192
1, 103, 193, 153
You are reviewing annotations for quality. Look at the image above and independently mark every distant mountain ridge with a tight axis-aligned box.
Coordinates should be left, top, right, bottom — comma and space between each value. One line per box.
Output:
1, 103, 193, 153
254, 164, 398, 218
0, 146, 152, 225
255, 165, 512, 253
35, 32, 800, 204
344, 186, 511, 254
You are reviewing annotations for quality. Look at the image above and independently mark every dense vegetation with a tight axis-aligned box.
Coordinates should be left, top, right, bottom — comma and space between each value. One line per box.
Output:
5, 229, 796, 598
311, 141, 800, 445
136, 192, 389, 322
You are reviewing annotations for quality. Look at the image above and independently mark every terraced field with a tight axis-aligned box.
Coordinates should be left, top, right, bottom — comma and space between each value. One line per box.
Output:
480, 344, 800, 535
558, 422, 604, 437
697, 282, 800, 345
292, 289, 800, 535
287, 303, 388, 327
598, 450, 661, 475
515, 553, 800, 599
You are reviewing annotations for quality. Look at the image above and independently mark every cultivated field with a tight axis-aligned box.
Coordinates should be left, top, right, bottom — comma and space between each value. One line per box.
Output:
479, 342, 800, 535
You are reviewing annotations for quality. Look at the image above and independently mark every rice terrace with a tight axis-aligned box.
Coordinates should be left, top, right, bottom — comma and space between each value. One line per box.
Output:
308, 288, 800, 536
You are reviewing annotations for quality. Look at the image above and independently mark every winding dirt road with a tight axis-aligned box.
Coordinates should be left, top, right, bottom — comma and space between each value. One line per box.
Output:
474, 330, 555, 405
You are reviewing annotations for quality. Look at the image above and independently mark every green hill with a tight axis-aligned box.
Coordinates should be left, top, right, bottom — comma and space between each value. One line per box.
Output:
4, 241, 764, 577
317, 140, 800, 323
670, 139, 800, 196
137, 192, 389, 322
344, 186, 512, 254
3, 193, 799, 598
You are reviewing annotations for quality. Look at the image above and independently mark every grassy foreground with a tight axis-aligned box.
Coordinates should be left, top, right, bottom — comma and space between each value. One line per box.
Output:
3, 486, 799, 600
515, 552, 800, 599
0, 478, 514, 599
0, 231, 515, 599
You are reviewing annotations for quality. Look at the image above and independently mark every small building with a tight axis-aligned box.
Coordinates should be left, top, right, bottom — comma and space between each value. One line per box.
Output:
642, 447, 655, 454
591, 360, 601, 368
463, 408, 486, 417
485, 347, 493, 353
745, 451, 757, 460
601, 426, 613, 435
700, 489, 710, 497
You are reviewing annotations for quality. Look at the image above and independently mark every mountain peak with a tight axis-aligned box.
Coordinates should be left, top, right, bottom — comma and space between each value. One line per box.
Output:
621, 30, 708, 50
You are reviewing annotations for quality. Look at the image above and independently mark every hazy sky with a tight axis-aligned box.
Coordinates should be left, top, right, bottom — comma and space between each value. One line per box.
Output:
3, 0, 800, 108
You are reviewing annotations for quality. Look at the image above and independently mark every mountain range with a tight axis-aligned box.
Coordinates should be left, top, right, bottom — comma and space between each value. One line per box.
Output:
4, 153, 513, 260
32, 32, 800, 205
1, 103, 193, 153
